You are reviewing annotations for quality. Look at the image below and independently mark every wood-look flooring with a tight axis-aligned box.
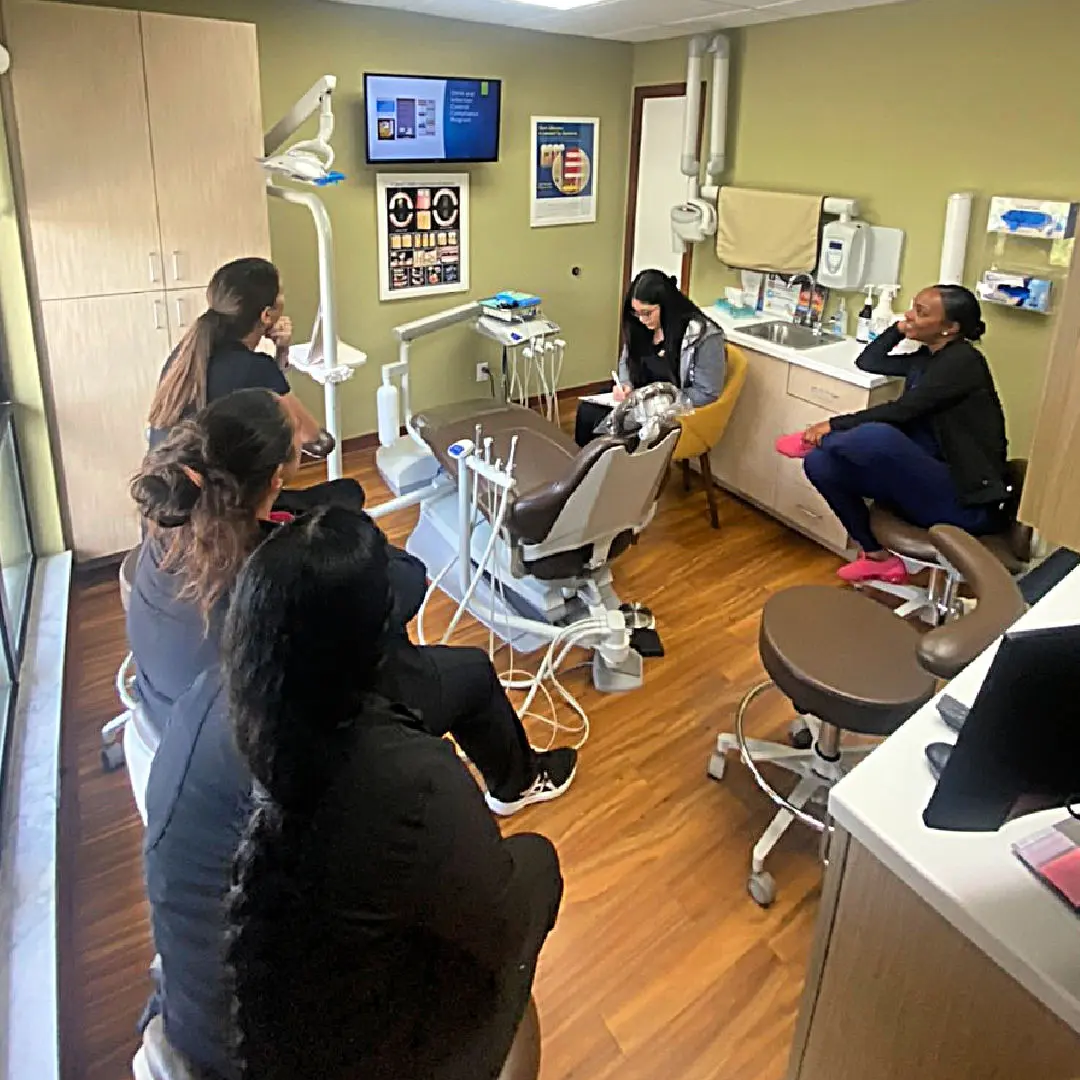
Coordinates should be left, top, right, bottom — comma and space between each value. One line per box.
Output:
60, 417, 847, 1080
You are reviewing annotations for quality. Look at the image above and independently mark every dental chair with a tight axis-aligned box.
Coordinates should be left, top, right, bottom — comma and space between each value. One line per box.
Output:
404, 389, 681, 691
865, 458, 1034, 624
708, 525, 1026, 907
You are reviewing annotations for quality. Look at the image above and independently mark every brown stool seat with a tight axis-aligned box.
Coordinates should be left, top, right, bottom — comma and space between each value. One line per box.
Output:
759, 586, 937, 738
869, 506, 1028, 575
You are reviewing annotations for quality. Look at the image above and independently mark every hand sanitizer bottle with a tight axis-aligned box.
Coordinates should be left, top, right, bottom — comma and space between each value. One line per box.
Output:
869, 285, 898, 342
827, 297, 848, 337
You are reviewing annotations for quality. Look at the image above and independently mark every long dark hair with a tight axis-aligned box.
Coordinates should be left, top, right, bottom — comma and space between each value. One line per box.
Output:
131, 388, 295, 618
148, 257, 280, 429
935, 283, 987, 343
621, 269, 707, 386
223, 507, 394, 1080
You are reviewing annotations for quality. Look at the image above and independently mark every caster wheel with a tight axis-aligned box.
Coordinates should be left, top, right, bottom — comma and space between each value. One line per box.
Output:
747, 870, 777, 908
789, 718, 812, 750
707, 753, 726, 781
101, 742, 125, 772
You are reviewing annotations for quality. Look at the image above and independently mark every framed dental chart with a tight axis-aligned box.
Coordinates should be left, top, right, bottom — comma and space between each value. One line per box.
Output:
376, 173, 470, 301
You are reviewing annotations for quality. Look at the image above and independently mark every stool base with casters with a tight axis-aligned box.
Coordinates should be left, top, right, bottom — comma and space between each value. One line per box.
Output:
708, 681, 876, 908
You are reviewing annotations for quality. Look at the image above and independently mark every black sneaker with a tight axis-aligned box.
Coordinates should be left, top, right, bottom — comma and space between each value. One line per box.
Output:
485, 748, 578, 817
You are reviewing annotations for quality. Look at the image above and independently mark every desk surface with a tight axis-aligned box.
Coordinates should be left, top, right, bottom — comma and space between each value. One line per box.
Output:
830, 568, 1080, 1034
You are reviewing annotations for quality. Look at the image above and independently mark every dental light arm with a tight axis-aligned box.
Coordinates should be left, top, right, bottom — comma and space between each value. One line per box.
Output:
262, 75, 343, 186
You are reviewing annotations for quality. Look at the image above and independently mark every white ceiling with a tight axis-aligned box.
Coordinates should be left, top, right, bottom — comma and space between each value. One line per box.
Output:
325, 0, 912, 43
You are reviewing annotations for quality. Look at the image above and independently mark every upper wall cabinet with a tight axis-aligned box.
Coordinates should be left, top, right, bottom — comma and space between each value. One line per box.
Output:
6, 2, 164, 301
140, 13, 270, 290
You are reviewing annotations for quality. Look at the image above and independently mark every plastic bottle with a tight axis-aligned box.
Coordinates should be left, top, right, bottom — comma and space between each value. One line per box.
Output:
855, 286, 874, 344
869, 285, 898, 341
827, 297, 848, 337
376, 380, 400, 447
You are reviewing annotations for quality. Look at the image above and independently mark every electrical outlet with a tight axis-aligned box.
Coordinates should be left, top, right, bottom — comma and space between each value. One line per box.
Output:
475, 361, 490, 383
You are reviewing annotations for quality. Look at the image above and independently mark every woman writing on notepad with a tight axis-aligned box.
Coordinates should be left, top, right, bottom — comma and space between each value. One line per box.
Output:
574, 269, 727, 446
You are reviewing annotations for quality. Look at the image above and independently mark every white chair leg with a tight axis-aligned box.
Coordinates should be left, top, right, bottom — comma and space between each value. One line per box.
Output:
751, 774, 820, 874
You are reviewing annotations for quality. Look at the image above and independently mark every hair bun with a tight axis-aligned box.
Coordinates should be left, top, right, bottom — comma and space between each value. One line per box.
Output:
131, 464, 202, 527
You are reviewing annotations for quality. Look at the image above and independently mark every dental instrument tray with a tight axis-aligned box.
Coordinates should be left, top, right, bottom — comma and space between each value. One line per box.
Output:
479, 291, 542, 322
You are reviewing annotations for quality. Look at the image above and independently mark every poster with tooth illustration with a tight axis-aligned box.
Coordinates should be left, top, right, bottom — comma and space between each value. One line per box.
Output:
531, 117, 598, 227
377, 173, 470, 301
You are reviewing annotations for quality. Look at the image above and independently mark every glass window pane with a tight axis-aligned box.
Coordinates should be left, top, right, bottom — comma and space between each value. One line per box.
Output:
0, 413, 33, 655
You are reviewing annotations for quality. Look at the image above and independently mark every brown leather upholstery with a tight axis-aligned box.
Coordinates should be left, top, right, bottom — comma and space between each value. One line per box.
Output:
916, 525, 1027, 679
869, 458, 1033, 574
759, 586, 937, 737
120, 545, 140, 615
413, 401, 635, 544
499, 996, 541, 1080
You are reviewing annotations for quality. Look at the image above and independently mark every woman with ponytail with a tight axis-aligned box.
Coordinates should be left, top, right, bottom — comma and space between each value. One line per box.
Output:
147, 256, 358, 514
223, 508, 562, 1080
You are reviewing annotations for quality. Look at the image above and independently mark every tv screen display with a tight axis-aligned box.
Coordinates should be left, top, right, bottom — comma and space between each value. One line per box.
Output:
364, 74, 502, 165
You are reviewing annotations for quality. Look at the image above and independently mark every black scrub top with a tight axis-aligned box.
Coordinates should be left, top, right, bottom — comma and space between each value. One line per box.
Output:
147, 343, 289, 450
636, 344, 680, 389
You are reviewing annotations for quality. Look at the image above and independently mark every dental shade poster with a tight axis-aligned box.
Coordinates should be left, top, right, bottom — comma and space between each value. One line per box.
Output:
530, 117, 598, 227
376, 173, 470, 301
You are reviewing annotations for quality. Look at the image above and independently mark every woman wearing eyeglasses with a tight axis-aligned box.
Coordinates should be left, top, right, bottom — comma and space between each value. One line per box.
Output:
574, 269, 727, 446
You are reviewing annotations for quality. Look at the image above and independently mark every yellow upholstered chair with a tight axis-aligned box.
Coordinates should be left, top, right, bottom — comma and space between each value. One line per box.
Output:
672, 344, 748, 528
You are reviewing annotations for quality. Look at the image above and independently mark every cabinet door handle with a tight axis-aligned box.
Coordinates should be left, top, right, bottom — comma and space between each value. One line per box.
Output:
153, 299, 166, 331
171, 250, 184, 283
175, 297, 187, 328
149, 251, 162, 284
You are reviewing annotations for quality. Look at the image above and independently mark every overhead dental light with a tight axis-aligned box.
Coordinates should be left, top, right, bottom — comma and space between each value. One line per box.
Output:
261, 75, 365, 480
260, 75, 345, 186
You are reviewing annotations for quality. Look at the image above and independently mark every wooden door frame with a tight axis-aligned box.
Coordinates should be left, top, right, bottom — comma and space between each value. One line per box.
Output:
622, 81, 707, 297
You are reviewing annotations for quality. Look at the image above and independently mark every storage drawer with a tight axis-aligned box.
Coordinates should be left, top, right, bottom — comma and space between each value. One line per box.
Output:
787, 364, 868, 415
775, 472, 850, 552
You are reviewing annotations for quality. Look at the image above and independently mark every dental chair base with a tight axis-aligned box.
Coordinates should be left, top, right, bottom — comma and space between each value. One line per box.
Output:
377, 435, 440, 496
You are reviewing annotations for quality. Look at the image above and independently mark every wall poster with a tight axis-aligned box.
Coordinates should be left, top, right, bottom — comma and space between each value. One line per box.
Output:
376, 173, 470, 301
530, 117, 598, 228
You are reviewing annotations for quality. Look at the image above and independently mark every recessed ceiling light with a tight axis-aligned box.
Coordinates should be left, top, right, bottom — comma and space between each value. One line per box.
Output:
497, 0, 607, 10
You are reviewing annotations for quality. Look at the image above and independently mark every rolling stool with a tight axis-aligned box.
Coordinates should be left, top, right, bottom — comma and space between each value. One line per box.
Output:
708, 525, 1027, 907
102, 545, 142, 771
866, 459, 1033, 624
133, 997, 542, 1080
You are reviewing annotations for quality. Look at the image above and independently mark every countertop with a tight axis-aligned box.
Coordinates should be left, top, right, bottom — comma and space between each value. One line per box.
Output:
830, 567, 1080, 1034
709, 306, 897, 392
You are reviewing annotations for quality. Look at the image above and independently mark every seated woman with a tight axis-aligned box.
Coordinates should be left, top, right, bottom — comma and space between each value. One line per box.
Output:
776, 284, 1010, 585
129, 388, 576, 815
146, 255, 358, 515
574, 268, 727, 447
222, 508, 563, 1080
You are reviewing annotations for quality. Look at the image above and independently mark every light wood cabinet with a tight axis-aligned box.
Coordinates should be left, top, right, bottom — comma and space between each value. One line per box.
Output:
709, 346, 899, 554
141, 13, 270, 290
5, 2, 163, 300
7, 2, 268, 559
39, 294, 169, 559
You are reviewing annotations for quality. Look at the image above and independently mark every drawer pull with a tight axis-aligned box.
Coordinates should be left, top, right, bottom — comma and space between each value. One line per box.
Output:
810, 384, 839, 401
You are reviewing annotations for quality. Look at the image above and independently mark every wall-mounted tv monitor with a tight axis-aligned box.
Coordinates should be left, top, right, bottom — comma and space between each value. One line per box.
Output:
364, 73, 502, 165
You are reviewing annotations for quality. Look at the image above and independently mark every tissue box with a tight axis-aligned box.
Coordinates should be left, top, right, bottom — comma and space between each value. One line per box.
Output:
977, 271, 1053, 313
987, 197, 1078, 240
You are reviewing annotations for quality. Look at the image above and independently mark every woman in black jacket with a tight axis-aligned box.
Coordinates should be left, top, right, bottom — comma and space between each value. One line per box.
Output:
776, 284, 1010, 585
224, 507, 563, 1080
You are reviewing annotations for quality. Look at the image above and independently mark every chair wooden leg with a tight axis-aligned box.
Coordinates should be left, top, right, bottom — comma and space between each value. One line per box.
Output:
699, 452, 719, 529
681, 459, 691, 492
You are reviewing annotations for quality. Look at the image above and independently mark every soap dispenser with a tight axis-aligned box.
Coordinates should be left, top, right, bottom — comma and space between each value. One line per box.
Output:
855, 286, 874, 344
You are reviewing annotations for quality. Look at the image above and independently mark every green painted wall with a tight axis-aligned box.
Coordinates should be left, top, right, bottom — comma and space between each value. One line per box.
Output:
54, 0, 633, 438
0, 105, 64, 554
633, 0, 1080, 454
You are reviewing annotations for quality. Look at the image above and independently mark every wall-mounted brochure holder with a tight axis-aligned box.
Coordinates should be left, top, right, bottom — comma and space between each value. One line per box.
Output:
978, 196, 1077, 315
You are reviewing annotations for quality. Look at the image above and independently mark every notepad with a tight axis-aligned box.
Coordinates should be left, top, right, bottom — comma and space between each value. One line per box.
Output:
1013, 814, 1080, 913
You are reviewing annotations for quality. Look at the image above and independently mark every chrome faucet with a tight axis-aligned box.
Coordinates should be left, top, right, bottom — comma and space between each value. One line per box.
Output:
788, 272, 821, 335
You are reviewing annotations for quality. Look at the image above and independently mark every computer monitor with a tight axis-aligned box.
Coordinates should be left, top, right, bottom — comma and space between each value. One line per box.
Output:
923, 623, 1080, 832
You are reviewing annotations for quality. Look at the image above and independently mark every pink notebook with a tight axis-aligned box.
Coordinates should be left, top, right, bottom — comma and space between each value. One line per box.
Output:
1012, 814, 1080, 913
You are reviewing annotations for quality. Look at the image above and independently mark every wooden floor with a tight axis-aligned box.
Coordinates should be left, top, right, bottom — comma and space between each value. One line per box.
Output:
59, 429, 847, 1080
